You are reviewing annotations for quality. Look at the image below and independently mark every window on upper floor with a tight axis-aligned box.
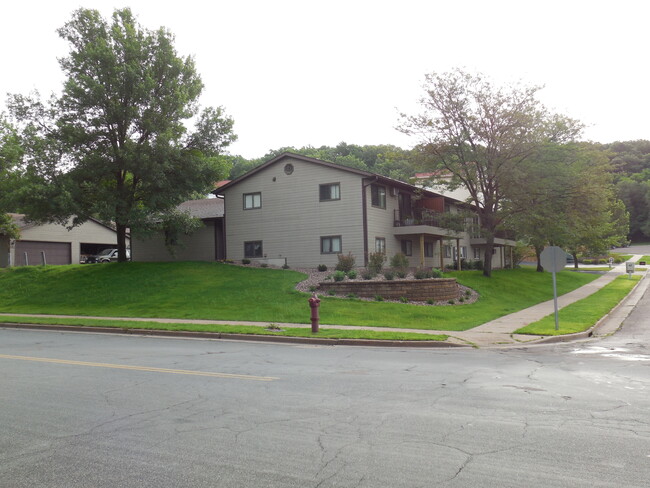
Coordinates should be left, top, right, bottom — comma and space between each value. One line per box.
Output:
370, 184, 386, 209
243, 192, 261, 209
319, 183, 340, 201
321, 235, 342, 254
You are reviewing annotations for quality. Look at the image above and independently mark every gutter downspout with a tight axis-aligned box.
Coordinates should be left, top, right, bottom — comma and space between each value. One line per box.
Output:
361, 177, 379, 267
220, 195, 227, 261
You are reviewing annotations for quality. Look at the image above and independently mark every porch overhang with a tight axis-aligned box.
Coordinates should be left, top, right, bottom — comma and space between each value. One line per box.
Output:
393, 225, 462, 239
470, 236, 517, 247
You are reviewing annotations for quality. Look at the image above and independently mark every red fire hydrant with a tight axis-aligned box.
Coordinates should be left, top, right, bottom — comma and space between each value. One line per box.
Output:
308, 293, 321, 333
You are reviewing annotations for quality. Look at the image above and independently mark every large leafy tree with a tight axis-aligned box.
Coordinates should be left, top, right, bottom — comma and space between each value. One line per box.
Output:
0, 115, 22, 239
603, 140, 650, 241
399, 69, 583, 276
507, 143, 628, 270
229, 143, 416, 181
8, 8, 236, 261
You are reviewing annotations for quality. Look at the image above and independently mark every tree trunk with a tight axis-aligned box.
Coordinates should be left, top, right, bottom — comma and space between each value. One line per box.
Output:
116, 223, 129, 262
483, 237, 494, 277
535, 245, 544, 272
572, 252, 579, 269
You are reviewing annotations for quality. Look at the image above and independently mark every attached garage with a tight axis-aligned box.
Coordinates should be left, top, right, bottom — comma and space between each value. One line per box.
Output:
14, 240, 72, 266
1, 213, 127, 267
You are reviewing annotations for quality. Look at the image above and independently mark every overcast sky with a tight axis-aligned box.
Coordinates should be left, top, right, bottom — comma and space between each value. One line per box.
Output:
2, 1, 648, 159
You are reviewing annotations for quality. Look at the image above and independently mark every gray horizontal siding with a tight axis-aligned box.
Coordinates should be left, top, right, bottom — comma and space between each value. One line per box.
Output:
223, 157, 365, 268
132, 221, 216, 262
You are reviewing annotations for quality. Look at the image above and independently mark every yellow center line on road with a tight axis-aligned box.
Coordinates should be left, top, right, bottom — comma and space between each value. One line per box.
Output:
0, 354, 278, 382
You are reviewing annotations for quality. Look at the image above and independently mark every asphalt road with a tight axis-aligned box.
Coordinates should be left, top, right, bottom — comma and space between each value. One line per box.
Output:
1, 283, 649, 487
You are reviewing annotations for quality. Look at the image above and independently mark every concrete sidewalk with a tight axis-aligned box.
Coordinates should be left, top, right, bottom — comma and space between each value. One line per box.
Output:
449, 255, 648, 347
1, 257, 647, 348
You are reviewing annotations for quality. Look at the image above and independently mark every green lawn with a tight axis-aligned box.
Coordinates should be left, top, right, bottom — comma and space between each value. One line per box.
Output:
0, 316, 448, 341
0, 261, 601, 331
515, 275, 641, 336
610, 253, 633, 261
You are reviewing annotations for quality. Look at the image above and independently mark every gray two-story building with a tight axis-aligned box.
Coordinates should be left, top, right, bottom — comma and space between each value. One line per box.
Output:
214, 153, 516, 269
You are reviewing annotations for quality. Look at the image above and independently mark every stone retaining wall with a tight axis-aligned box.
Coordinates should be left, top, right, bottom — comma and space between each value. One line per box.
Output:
318, 278, 459, 302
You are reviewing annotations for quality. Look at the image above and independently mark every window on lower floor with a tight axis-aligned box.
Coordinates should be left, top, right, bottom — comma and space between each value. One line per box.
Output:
401, 240, 412, 256
444, 245, 452, 258
424, 242, 434, 257
321, 235, 342, 254
460, 246, 467, 258
473, 247, 481, 259
244, 240, 263, 258
375, 237, 386, 253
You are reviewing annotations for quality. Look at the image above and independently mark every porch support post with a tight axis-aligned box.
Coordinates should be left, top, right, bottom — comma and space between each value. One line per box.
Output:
456, 238, 461, 271
439, 239, 444, 270
419, 234, 425, 267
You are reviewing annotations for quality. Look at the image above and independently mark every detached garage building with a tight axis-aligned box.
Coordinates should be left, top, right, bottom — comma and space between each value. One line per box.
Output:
0, 213, 125, 267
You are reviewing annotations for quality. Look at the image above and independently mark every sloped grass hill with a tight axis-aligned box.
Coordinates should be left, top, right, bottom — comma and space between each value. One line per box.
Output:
0, 262, 599, 331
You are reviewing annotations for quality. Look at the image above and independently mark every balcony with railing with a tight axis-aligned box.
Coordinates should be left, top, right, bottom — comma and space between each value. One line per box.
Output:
393, 209, 466, 237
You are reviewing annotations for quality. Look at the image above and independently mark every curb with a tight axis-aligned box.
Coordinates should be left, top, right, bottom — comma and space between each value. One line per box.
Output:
0, 322, 468, 348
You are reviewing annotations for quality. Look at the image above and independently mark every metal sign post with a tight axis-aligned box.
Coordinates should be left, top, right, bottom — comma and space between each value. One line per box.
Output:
551, 270, 559, 331
540, 246, 566, 331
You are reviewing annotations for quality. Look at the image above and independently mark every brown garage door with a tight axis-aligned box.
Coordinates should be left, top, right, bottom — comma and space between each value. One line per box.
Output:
15, 240, 72, 266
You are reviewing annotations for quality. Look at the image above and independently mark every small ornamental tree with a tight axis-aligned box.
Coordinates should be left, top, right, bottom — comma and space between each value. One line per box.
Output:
367, 251, 386, 276
335, 252, 356, 272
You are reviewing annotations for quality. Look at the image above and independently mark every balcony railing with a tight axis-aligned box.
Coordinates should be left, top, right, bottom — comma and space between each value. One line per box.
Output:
394, 209, 466, 233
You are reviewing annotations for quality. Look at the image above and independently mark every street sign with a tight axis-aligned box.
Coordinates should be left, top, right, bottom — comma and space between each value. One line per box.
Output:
540, 246, 566, 273
540, 246, 565, 331
626, 262, 635, 278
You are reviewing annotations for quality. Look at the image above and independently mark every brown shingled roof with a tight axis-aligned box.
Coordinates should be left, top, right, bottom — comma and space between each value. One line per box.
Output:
177, 198, 224, 219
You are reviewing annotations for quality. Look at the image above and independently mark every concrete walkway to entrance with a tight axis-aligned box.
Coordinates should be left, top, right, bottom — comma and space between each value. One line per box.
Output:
1, 256, 647, 348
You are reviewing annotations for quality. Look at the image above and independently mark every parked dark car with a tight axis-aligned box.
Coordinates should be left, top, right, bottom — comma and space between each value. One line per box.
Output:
86, 248, 131, 263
